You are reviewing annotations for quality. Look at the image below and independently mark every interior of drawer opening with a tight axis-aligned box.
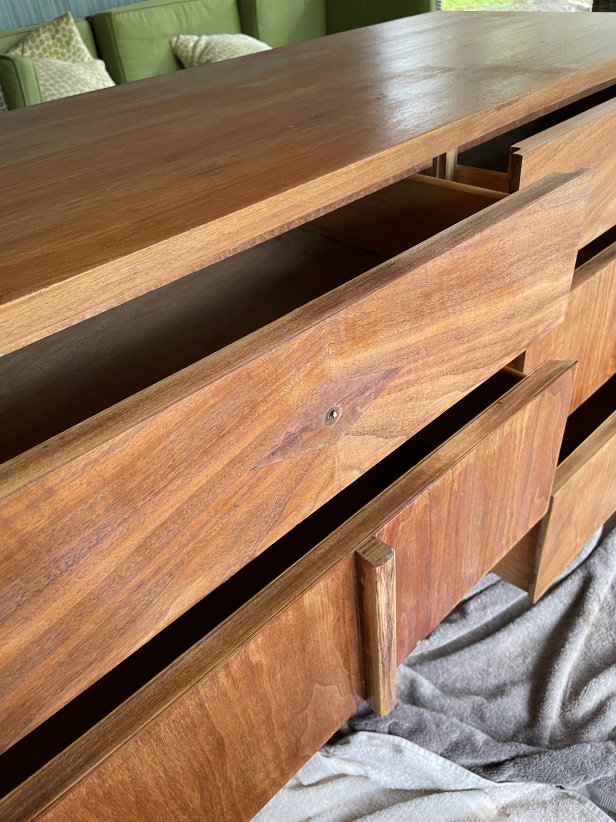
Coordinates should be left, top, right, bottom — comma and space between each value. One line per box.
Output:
0, 174, 501, 465
575, 224, 616, 269
559, 374, 616, 463
0, 366, 523, 797
456, 84, 616, 183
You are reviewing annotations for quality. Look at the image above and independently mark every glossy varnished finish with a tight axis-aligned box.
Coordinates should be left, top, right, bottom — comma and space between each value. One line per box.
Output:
510, 98, 616, 247
520, 238, 616, 411
376, 361, 575, 661
0, 364, 574, 821
0, 173, 587, 752
1, 13, 615, 353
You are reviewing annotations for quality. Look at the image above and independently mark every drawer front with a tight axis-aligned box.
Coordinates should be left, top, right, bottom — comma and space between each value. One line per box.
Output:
1, 362, 574, 821
3, 549, 363, 822
0, 171, 588, 753
512, 408, 616, 603
510, 97, 616, 247
532, 410, 616, 600
376, 361, 575, 660
496, 379, 616, 602
521, 239, 616, 411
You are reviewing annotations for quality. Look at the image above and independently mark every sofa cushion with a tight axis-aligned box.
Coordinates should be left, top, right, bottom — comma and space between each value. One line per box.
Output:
20, 55, 114, 102
237, 0, 326, 47
7, 13, 114, 105
0, 15, 100, 109
171, 32, 270, 66
92, 0, 242, 83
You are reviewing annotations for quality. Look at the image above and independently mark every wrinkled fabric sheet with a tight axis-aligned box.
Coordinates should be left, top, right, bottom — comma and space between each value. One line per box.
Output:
255, 732, 611, 821
256, 521, 616, 820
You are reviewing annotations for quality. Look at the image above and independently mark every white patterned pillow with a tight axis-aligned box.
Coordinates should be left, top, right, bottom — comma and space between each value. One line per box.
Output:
0, 84, 6, 113
9, 12, 114, 103
171, 34, 271, 68
29, 56, 114, 102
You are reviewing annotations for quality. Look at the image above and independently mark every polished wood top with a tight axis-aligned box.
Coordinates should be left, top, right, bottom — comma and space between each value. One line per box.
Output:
1, 12, 615, 354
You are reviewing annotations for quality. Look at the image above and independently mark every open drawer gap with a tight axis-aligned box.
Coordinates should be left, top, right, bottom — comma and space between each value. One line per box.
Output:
456, 84, 616, 183
559, 374, 616, 463
0, 174, 501, 465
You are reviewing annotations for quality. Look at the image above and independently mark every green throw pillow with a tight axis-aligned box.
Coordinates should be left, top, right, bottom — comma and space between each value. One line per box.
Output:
171, 33, 271, 68
8, 12, 114, 103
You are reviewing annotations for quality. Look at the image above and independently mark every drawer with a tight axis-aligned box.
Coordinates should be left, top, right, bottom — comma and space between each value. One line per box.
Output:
456, 89, 616, 246
496, 375, 616, 602
517, 231, 616, 411
0, 360, 575, 822
0, 170, 587, 752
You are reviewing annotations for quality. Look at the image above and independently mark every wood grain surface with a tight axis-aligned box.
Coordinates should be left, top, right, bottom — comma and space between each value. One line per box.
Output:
532, 407, 616, 601
510, 97, 616, 246
0, 363, 573, 820
36, 559, 361, 822
376, 361, 575, 661
454, 164, 509, 192
326, 173, 587, 484
0, 172, 588, 753
1, 12, 615, 353
493, 524, 538, 591
521, 238, 616, 411
308, 174, 504, 256
356, 538, 397, 716
0, 230, 381, 463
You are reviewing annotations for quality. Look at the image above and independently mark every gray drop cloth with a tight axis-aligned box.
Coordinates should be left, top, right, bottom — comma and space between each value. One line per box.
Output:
255, 732, 611, 821
256, 521, 616, 821
348, 521, 616, 814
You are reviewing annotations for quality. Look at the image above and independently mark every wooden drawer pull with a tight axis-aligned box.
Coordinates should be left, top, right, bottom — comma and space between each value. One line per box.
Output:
356, 538, 397, 716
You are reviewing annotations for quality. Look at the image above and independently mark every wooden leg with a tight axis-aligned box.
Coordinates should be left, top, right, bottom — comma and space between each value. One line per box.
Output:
355, 538, 397, 716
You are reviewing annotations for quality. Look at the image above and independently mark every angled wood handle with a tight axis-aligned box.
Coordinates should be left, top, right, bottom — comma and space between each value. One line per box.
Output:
355, 538, 397, 716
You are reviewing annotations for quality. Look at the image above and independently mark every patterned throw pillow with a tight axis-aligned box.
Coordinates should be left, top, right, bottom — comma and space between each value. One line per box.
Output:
0, 84, 6, 113
9, 12, 114, 103
171, 34, 271, 68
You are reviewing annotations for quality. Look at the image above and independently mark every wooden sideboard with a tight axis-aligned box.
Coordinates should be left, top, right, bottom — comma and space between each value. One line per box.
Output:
0, 12, 615, 821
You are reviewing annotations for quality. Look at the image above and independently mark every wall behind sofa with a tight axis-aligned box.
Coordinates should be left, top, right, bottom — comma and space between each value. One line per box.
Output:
0, 0, 144, 29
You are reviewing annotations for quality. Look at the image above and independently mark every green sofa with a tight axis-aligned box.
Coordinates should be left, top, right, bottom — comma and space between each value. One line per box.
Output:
0, 0, 434, 109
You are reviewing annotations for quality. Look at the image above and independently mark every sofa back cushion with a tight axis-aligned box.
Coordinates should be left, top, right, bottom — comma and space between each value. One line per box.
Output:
238, 0, 326, 48
91, 0, 242, 83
